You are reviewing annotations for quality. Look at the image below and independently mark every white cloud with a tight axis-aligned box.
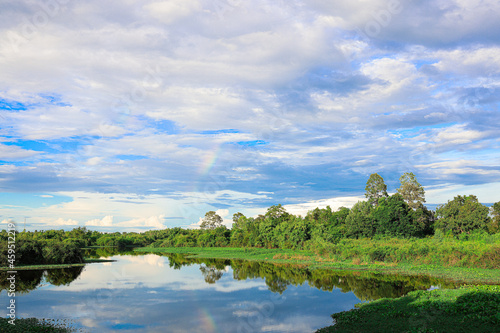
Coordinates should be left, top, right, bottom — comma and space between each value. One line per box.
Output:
434, 46, 500, 76
284, 196, 364, 217
0, 143, 39, 159
416, 159, 500, 177
85, 216, 114, 227
426, 182, 500, 204
0, 0, 499, 231
145, 0, 202, 24
2, 190, 269, 230
52, 218, 79, 226
117, 215, 166, 229
434, 125, 488, 145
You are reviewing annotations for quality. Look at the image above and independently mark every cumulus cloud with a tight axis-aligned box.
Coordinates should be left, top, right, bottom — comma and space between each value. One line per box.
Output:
284, 196, 364, 216
1, 0, 499, 230
52, 218, 80, 226
117, 215, 166, 229
85, 216, 114, 227
145, 0, 202, 25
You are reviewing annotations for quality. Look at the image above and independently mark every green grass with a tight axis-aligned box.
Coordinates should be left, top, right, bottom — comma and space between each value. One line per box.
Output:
135, 246, 500, 284
0, 317, 77, 332
136, 246, 313, 259
316, 285, 500, 333
312, 236, 500, 270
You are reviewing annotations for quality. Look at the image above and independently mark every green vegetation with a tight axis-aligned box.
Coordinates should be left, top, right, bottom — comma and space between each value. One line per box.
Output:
436, 195, 492, 236
2, 173, 499, 268
316, 285, 500, 333
136, 245, 500, 284
365, 172, 388, 206
0, 238, 83, 267
397, 172, 426, 210
155, 252, 462, 299
0, 317, 76, 332
1, 267, 84, 293
200, 210, 224, 229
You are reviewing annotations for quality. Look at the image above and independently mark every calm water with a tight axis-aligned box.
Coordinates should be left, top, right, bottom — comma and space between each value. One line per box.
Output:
1, 250, 458, 332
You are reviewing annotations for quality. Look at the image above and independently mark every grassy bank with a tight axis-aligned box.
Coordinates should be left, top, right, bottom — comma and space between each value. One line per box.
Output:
316, 285, 500, 333
135, 246, 500, 284
309, 236, 500, 269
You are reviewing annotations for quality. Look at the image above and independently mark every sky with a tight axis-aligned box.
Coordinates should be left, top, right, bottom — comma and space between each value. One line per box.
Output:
1, 0, 499, 231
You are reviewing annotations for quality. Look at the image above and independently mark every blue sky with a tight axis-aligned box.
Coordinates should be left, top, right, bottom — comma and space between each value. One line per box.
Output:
1, 0, 500, 231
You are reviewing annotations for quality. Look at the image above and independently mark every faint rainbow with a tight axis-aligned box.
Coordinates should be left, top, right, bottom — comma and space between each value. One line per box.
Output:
198, 145, 222, 177
199, 308, 217, 332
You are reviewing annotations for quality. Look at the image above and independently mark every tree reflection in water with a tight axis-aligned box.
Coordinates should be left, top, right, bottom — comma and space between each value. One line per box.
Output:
163, 253, 459, 301
0, 266, 84, 294
199, 265, 224, 284
1, 252, 460, 302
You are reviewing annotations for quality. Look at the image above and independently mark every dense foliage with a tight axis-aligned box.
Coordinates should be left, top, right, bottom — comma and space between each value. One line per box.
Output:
316, 285, 500, 333
1, 173, 498, 267
0, 236, 84, 267
153, 253, 459, 299
436, 195, 491, 236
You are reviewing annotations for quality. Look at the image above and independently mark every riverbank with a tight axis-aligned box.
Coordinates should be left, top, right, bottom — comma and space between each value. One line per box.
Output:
134, 246, 500, 284
316, 284, 500, 332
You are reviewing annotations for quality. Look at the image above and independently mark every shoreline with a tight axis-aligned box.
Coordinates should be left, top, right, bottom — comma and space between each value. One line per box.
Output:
134, 246, 500, 285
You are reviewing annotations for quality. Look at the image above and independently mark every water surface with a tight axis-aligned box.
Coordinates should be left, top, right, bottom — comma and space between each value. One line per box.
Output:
1, 251, 458, 332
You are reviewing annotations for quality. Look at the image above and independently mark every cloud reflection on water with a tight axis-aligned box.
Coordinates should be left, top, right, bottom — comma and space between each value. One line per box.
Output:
6, 252, 450, 332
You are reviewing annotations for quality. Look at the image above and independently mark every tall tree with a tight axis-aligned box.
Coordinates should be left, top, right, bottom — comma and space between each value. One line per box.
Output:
365, 173, 388, 206
264, 204, 289, 220
200, 211, 223, 229
397, 172, 426, 209
232, 212, 244, 229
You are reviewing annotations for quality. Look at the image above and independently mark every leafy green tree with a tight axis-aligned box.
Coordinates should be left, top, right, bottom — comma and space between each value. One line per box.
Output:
275, 215, 311, 249
489, 202, 500, 234
264, 204, 289, 220
373, 194, 424, 238
174, 233, 196, 247
365, 173, 388, 206
307, 206, 349, 244
200, 211, 223, 229
413, 205, 435, 236
16, 240, 43, 266
230, 215, 250, 246
345, 201, 375, 238
435, 195, 491, 236
397, 172, 426, 209
232, 212, 245, 228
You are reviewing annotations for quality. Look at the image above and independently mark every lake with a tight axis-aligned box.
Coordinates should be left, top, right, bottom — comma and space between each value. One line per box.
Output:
1, 250, 458, 332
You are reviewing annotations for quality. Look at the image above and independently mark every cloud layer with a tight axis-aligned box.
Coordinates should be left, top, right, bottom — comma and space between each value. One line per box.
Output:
1, 0, 499, 229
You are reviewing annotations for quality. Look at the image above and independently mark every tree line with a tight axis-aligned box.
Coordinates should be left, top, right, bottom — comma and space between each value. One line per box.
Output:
1, 172, 499, 262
